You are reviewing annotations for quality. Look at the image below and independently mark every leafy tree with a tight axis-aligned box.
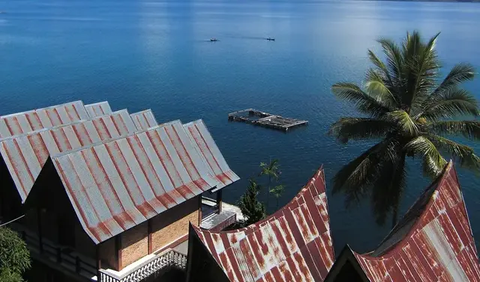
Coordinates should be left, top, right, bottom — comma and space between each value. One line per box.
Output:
0, 227, 31, 282
330, 31, 480, 227
238, 179, 266, 226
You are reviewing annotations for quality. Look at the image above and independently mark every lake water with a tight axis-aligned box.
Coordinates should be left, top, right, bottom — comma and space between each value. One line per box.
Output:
1, 0, 480, 254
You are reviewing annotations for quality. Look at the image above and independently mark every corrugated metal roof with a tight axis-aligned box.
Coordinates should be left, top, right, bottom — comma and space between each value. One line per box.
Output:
49, 120, 220, 244
184, 120, 239, 190
351, 161, 480, 282
0, 101, 89, 139
0, 110, 137, 202
130, 109, 158, 130
85, 101, 113, 118
192, 167, 335, 282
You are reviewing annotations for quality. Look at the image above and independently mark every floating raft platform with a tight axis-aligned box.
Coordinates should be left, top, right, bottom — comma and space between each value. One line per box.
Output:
228, 109, 308, 132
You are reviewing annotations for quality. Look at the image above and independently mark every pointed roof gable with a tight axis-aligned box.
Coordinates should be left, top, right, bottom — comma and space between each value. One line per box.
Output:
329, 161, 480, 282
190, 167, 334, 282
45, 120, 227, 243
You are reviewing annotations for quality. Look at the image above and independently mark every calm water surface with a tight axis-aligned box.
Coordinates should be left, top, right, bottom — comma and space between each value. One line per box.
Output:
1, 0, 480, 253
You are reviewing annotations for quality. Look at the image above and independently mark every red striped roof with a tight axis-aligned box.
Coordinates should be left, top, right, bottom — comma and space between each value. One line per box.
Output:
0, 101, 89, 138
49, 120, 223, 243
0, 110, 137, 202
352, 161, 480, 281
192, 167, 334, 282
130, 109, 158, 130
85, 101, 113, 118
184, 120, 239, 190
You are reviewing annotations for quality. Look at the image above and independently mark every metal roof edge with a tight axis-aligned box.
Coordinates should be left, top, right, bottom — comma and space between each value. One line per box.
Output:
130, 109, 154, 115
0, 100, 84, 118
84, 101, 109, 107
183, 119, 204, 127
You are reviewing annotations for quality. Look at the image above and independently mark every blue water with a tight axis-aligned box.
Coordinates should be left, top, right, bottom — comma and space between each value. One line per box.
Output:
1, 0, 480, 254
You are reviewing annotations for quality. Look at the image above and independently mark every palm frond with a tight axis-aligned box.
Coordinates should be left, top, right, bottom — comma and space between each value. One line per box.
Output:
417, 88, 478, 120
432, 63, 476, 96
385, 110, 419, 136
333, 138, 396, 205
405, 32, 441, 110
365, 68, 399, 108
429, 120, 480, 140
404, 136, 447, 177
329, 117, 394, 143
428, 134, 480, 171
377, 38, 404, 101
371, 153, 406, 226
332, 83, 391, 117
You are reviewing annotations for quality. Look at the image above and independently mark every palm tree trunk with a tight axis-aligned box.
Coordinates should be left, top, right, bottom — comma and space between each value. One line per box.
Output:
390, 153, 407, 228
266, 176, 271, 212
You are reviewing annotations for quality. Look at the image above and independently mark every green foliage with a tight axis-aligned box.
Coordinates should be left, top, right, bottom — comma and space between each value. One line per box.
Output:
259, 159, 285, 210
0, 268, 24, 282
330, 31, 480, 227
238, 179, 266, 226
237, 159, 286, 227
0, 227, 31, 282
269, 185, 285, 210
259, 159, 280, 181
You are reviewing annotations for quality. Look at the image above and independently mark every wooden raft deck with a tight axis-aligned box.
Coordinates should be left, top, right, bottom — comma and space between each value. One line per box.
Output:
228, 109, 308, 132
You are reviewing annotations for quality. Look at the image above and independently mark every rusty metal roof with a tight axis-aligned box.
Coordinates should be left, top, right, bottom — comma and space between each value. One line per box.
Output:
130, 109, 158, 130
350, 161, 480, 281
85, 101, 112, 118
192, 167, 335, 282
0, 101, 89, 139
0, 110, 137, 202
184, 120, 239, 191
48, 120, 221, 244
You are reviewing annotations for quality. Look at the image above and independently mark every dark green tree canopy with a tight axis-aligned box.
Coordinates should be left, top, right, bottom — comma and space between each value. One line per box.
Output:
238, 179, 267, 226
0, 227, 31, 282
330, 31, 480, 226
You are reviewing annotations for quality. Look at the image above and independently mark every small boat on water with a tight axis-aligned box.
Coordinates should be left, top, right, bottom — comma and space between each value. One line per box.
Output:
267, 37, 275, 41
210, 38, 218, 42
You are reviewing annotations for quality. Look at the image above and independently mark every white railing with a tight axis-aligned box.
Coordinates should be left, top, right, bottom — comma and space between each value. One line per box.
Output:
99, 249, 187, 282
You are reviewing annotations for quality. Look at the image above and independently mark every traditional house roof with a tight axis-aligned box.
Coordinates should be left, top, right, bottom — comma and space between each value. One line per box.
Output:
326, 161, 480, 282
0, 101, 89, 138
34, 120, 232, 244
84, 101, 113, 118
0, 110, 137, 202
130, 109, 158, 130
189, 167, 334, 282
184, 120, 239, 190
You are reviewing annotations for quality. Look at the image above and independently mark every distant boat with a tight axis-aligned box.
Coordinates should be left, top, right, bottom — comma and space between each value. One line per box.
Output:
210, 38, 218, 42
267, 37, 275, 41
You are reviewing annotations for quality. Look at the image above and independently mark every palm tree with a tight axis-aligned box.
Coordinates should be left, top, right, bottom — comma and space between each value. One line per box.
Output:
269, 184, 285, 210
259, 159, 281, 210
330, 31, 480, 227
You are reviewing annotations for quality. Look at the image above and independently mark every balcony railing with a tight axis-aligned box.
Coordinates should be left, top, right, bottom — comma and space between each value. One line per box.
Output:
99, 249, 187, 282
15, 226, 98, 280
